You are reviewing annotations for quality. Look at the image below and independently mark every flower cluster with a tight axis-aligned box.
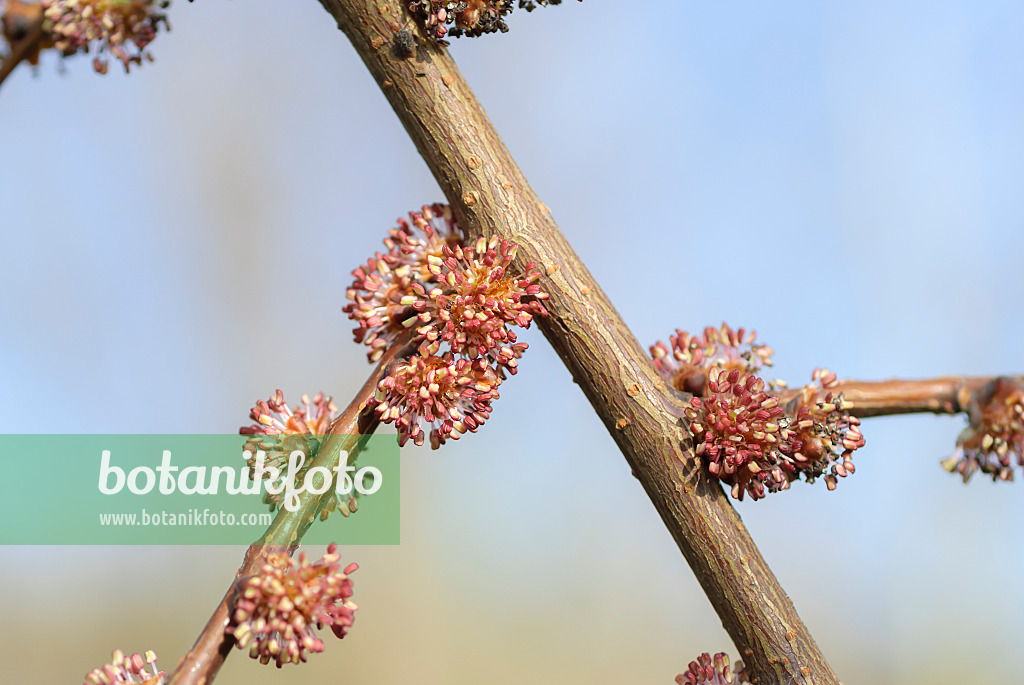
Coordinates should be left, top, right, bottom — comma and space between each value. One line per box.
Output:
239, 391, 358, 518
408, 0, 578, 44
229, 544, 358, 668
1, 0, 170, 74
83, 649, 164, 685
651, 323, 774, 396
372, 353, 501, 448
942, 377, 1024, 482
345, 204, 548, 448
675, 652, 749, 685
661, 324, 864, 500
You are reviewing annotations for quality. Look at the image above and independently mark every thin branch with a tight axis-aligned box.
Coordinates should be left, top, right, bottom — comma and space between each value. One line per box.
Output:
0, 5, 44, 92
166, 335, 413, 685
317, 2, 837, 683
779, 376, 1022, 418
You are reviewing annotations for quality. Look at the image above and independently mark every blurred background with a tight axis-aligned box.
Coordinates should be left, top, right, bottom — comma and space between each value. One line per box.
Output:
1, 1, 1022, 683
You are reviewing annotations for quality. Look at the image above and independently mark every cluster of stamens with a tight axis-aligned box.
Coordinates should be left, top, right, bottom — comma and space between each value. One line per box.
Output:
660, 325, 864, 500
239, 391, 358, 518
675, 652, 749, 685
346, 204, 548, 448
83, 649, 164, 685
11, 0, 172, 74
373, 354, 501, 448
942, 377, 1024, 482
651, 323, 773, 396
228, 544, 358, 668
407, 0, 577, 44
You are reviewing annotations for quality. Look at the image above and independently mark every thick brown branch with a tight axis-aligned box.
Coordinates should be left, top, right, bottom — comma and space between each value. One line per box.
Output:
779, 376, 1022, 418
166, 338, 410, 685
317, 2, 838, 683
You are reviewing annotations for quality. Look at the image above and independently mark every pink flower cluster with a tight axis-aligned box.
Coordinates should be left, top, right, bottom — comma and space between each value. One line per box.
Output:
83, 649, 164, 685
942, 377, 1024, 482
651, 323, 774, 396
676, 652, 749, 685
229, 544, 358, 668
346, 204, 548, 448
655, 324, 865, 500
42, 0, 170, 74
408, 0, 577, 43
239, 391, 358, 518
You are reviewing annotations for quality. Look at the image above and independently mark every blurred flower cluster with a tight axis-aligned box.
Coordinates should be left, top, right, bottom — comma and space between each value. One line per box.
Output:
345, 203, 549, 448
408, 0, 579, 43
83, 649, 165, 685
0, 0, 169, 74
239, 390, 359, 519
942, 377, 1024, 482
675, 652, 748, 685
228, 544, 358, 668
652, 324, 865, 500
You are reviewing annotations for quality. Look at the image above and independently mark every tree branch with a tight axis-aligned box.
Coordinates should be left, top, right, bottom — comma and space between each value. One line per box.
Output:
0, 5, 43, 92
779, 376, 1023, 418
317, 2, 838, 683
166, 336, 412, 685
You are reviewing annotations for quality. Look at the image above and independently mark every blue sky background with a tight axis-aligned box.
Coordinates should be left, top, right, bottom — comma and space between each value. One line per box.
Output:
0, 1, 1021, 683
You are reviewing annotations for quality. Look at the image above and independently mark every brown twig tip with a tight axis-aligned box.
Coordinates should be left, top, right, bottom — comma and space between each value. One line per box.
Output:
407, 0, 581, 44
84, 649, 166, 685
942, 377, 1024, 482
676, 652, 750, 685
227, 543, 358, 668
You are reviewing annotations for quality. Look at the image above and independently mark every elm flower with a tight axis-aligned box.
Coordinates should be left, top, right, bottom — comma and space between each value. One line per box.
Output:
229, 544, 358, 668
408, 0, 578, 43
676, 652, 749, 685
415, 235, 548, 373
777, 369, 864, 491
240, 390, 338, 473
684, 367, 791, 501
239, 391, 357, 516
651, 323, 774, 396
684, 367, 865, 500
42, 0, 170, 74
344, 204, 463, 362
942, 377, 1024, 482
408, 1, 513, 42
369, 352, 500, 449
83, 649, 165, 685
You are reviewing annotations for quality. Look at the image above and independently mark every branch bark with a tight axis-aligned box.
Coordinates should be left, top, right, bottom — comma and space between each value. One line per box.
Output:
779, 376, 1023, 418
166, 337, 411, 685
0, 5, 43, 92
318, 2, 838, 683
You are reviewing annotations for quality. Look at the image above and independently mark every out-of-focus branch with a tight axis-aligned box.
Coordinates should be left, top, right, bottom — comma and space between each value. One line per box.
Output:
778, 376, 1023, 418
316, 2, 839, 683
165, 334, 414, 685
0, 4, 43, 92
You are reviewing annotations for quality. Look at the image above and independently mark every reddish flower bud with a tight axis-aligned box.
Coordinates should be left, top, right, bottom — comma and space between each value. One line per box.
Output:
651, 323, 774, 396
83, 649, 165, 685
676, 652, 749, 685
942, 377, 1024, 482
228, 544, 358, 668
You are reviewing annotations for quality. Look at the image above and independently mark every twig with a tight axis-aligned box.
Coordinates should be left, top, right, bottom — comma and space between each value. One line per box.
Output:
779, 376, 1023, 418
0, 6, 44, 92
166, 334, 413, 685
316, 2, 838, 683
